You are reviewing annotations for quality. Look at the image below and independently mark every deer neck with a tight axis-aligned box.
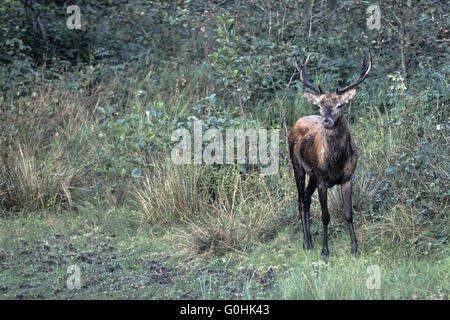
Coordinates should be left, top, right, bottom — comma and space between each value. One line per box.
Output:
323, 116, 351, 160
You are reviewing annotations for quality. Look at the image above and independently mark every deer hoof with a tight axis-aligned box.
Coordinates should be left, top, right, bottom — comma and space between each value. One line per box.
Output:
303, 242, 313, 250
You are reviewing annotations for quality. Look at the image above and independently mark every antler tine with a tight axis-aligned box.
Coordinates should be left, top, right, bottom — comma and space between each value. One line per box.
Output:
336, 49, 372, 94
296, 54, 323, 95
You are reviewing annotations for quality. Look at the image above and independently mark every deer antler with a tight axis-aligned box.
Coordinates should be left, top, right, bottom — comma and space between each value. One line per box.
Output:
296, 54, 323, 95
336, 50, 372, 94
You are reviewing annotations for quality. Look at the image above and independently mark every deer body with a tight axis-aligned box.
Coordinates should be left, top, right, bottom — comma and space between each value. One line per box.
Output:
290, 114, 357, 187
290, 52, 372, 256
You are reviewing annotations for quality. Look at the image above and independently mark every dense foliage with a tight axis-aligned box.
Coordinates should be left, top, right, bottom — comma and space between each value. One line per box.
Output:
0, 0, 448, 256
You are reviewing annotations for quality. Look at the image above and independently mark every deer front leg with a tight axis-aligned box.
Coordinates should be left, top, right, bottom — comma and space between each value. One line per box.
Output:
342, 179, 358, 254
318, 183, 330, 257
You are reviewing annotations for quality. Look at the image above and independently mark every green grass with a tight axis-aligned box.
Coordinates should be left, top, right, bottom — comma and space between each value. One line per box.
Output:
0, 208, 274, 299
0, 207, 448, 300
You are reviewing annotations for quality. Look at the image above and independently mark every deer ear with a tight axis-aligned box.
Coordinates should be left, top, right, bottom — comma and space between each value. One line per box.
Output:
303, 91, 320, 105
338, 88, 356, 106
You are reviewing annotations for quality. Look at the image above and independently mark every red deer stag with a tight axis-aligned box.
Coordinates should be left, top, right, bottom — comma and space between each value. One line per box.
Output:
289, 51, 372, 257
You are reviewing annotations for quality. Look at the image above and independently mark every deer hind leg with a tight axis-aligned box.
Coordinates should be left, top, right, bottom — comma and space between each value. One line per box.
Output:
295, 167, 313, 250
303, 176, 317, 247
290, 153, 312, 250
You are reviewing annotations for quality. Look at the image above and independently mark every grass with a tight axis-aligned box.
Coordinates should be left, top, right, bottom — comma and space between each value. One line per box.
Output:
0, 207, 447, 300
0, 60, 448, 300
0, 208, 277, 299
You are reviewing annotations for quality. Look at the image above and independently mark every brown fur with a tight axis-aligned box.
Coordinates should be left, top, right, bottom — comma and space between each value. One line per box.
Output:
289, 117, 357, 187
290, 91, 358, 187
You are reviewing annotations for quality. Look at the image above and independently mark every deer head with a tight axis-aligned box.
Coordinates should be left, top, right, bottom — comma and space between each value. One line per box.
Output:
296, 51, 372, 129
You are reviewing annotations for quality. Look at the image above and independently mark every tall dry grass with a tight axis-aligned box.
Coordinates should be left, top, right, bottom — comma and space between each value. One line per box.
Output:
134, 162, 294, 254
0, 73, 117, 211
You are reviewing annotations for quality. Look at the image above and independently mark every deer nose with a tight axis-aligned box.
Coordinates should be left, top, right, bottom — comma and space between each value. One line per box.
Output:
322, 118, 334, 128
